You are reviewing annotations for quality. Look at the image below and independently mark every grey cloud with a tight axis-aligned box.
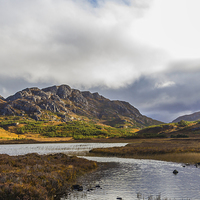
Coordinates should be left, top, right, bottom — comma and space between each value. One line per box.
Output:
1, 59, 200, 123
0, 0, 167, 89
91, 61, 200, 122
1, 0, 200, 123
0, 75, 53, 98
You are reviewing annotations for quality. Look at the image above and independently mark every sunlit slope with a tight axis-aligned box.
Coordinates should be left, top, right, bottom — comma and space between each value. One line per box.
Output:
135, 120, 200, 138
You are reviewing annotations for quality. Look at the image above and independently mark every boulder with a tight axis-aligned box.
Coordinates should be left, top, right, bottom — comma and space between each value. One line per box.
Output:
70, 90, 88, 106
57, 85, 72, 99
42, 85, 58, 95
72, 185, 83, 191
173, 169, 178, 174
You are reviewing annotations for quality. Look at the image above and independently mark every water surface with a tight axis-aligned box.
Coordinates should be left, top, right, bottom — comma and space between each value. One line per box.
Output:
0, 143, 198, 199
68, 157, 197, 200
0, 143, 127, 156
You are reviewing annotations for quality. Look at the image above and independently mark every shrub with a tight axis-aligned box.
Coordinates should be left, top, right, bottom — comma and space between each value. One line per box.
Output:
178, 120, 192, 127
171, 134, 189, 138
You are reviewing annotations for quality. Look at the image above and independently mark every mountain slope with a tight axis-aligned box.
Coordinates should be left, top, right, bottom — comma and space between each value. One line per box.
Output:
172, 111, 200, 123
0, 85, 162, 128
135, 120, 200, 138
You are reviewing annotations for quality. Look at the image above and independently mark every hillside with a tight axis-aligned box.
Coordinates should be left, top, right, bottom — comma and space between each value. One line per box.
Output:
172, 111, 200, 123
0, 85, 161, 129
134, 120, 200, 138
0, 85, 163, 141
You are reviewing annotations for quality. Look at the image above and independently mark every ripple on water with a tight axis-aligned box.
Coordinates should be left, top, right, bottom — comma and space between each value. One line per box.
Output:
64, 156, 200, 200
0, 143, 198, 199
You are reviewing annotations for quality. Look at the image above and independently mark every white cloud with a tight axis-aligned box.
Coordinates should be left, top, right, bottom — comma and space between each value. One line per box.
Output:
155, 81, 175, 89
133, 0, 200, 60
0, 0, 169, 90
1, 0, 200, 123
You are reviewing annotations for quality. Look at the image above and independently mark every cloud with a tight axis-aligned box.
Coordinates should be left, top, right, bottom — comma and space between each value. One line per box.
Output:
1, 0, 200, 123
155, 81, 175, 89
91, 59, 200, 122
0, 0, 169, 92
132, 0, 200, 60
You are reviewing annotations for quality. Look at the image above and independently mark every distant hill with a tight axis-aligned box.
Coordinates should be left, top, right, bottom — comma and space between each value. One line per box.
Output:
172, 111, 200, 123
0, 85, 162, 129
135, 120, 200, 138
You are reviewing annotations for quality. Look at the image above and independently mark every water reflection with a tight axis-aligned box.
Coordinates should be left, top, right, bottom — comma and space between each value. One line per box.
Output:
64, 157, 199, 200
0, 143, 127, 156
0, 143, 198, 199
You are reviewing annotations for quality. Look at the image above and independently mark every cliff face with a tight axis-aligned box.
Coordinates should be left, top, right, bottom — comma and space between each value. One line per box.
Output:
172, 111, 200, 123
0, 85, 162, 128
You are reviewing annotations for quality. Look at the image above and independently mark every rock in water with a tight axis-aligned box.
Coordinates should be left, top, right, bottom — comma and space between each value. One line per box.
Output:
173, 169, 178, 175
72, 185, 83, 191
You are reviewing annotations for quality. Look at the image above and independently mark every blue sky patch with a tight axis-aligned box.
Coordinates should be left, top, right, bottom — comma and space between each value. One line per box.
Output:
88, 0, 99, 7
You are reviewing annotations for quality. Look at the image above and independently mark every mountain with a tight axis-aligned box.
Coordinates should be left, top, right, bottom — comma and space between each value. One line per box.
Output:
172, 111, 200, 123
0, 85, 162, 128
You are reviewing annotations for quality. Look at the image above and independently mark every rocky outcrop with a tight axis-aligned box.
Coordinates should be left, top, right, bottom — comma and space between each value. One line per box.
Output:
172, 111, 200, 123
0, 84, 162, 127
42, 85, 72, 99
2, 104, 16, 115
0, 95, 5, 101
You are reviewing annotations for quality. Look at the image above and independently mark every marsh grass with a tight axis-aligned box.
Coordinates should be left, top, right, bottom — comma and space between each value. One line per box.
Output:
126, 152, 200, 164
90, 138, 200, 164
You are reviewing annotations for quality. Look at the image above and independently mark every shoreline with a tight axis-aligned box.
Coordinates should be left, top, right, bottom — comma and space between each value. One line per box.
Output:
88, 137, 200, 164
1, 137, 200, 164
0, 153, 98, 200
0, 137, 137, 144
88, 152, 200, 164
1, 136, 200, 144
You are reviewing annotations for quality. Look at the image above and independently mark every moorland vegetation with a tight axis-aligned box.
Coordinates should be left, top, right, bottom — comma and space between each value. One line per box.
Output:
89, 119, 200, 163
0, 115, 138, 142
1, 85, 200, 199
0, 115, 200, 143
0, 153, 97, 200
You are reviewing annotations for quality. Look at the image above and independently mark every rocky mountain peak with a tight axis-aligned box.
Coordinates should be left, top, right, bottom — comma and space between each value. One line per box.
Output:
0, 84, 162, 128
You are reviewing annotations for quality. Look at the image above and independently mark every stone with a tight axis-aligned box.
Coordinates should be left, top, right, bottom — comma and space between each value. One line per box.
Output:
57, 85, 72, 99
173, 169, 178, 174
72, 185, 83, 191
42, 85, 58, 95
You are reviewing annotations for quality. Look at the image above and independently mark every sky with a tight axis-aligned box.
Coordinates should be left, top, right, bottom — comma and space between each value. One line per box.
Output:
0, 0, 200, 122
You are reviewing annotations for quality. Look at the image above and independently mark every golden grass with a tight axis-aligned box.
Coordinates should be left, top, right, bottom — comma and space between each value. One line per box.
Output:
0, 153, 98, 199
0, 127, 25, 140
89, 138, 200, 164
122, 153, 200, 164
24, 134, 73, 142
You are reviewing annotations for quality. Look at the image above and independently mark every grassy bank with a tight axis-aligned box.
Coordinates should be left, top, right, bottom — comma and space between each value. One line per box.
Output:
89, 138, 200, 164
0, 153, 97, 200
0, 137, 138, 144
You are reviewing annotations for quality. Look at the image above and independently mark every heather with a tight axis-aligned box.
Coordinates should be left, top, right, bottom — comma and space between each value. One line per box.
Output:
0, 153, 97, 200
